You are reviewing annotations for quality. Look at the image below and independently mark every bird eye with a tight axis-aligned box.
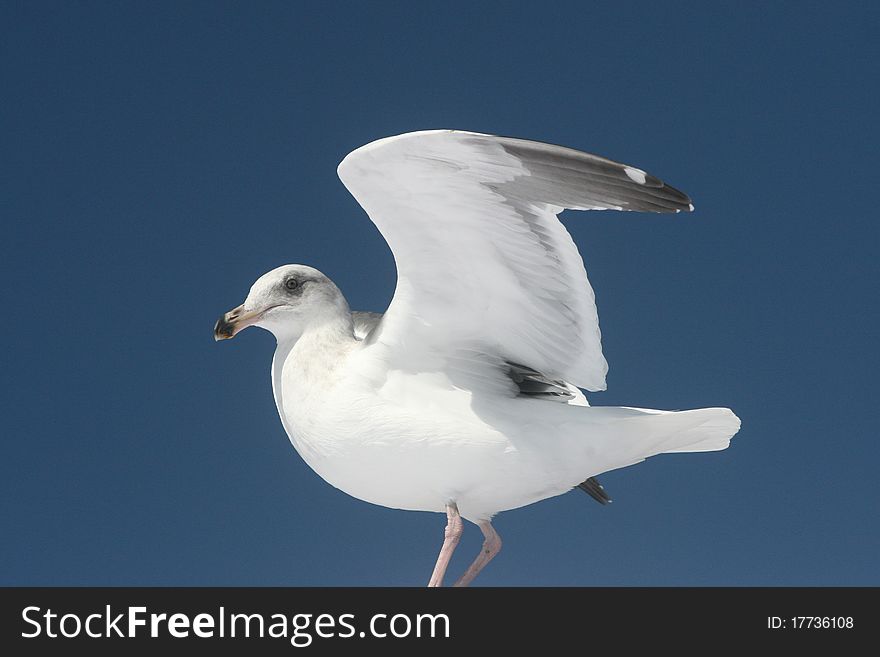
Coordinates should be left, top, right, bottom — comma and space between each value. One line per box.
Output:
285, 278, 299, 291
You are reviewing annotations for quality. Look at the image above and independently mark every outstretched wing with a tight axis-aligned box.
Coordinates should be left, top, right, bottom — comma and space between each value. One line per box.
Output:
337, 130, 691, 391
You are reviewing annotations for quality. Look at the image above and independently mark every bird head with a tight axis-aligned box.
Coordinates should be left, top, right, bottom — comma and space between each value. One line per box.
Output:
214, 264, 349, 342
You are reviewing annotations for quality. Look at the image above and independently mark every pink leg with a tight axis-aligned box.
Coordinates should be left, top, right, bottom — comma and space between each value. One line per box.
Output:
453, 521, 502, 587
427, 503, 463, 587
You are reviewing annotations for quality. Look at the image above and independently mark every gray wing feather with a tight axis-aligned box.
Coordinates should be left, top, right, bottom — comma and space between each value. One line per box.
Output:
506, 361, 577, 402
490, 135, 693, 213
578, 477, 613, 505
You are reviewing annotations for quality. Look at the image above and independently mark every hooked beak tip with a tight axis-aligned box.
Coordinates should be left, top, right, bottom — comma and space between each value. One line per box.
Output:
214, 315, 236, 341
214, 304, 262, 342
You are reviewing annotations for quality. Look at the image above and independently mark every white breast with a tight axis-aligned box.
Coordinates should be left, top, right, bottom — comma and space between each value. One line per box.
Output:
272, 341, 585, 521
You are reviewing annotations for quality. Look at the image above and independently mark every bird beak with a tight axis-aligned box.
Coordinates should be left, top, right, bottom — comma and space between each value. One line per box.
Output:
214, 304, 263, 341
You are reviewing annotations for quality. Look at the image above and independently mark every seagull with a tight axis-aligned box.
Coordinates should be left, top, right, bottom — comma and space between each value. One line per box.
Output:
214, 130, 741, 586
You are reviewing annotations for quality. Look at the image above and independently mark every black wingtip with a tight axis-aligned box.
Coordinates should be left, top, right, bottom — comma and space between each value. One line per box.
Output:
664, 183, 694, 213
577, 477, 612, 505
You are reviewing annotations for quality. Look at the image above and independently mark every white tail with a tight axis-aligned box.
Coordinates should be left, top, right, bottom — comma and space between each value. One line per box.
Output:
577, 406, 741, 479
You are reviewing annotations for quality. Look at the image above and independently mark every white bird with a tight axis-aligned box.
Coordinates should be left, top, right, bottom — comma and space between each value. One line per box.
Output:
214, 130, 740, 586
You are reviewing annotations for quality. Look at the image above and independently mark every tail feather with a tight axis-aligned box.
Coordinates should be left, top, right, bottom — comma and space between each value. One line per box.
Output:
648, 407, 741, 454
607, 406, 740, 455
574, 406, 741, 482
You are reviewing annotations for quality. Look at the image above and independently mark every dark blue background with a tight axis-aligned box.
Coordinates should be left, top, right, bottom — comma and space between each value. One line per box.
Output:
2, 1, 877, 585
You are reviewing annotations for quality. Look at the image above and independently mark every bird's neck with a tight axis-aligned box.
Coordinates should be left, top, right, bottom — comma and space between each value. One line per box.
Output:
276, 310, 357, 395
295, 312, 356, 354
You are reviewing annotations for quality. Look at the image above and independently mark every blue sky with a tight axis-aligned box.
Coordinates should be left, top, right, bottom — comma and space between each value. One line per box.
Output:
2, 1, 877, 585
